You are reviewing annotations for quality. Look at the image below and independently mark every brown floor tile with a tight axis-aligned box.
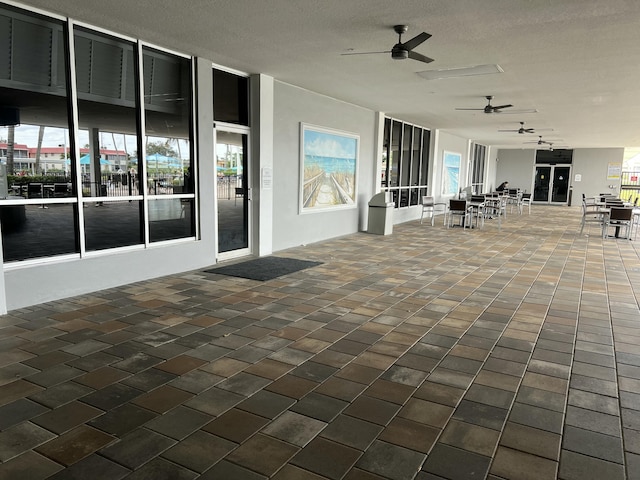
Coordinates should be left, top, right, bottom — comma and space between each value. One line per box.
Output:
0, 380, 44, 407
343, 395, 401, 426
74, 366, 130, 389
226, 433, 299, 476
378, 417, 439, 453
132, 385, 194, 413
499, 421, 561, 460
161, 430, 236, 473
154, 355, 208, 375
0, 422, 57, 462
291, 437, 361, 479
422, 443, 491, 479
4, 207, 640, 479
262, 411, 327, 447
364, 379, 415, 405
265, 374, 319, 399
320, 414, 383, 451
203, 407, 269, 443
314, 377, 368, 402
35, 425, 115, 466
335, 364, 383, 385
0, 451, 63, 480
356, 440, 426, 480
439, 419, 500, 457
31, 400, 103, 434
490, 446, 558, 480
398, 398, 454, 428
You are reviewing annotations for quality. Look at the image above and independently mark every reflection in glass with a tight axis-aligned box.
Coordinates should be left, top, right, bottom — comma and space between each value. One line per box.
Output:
421, 130, 431, 188
1, 204, 78, 262
148, 198, 194, 242
74, 27, 140, 198
381, 118, 391, 188
0, 5, 197, 263
213, 69, 249, 126
217, 132, 248, 253
0, 6, 70, 180
84, 200, 143, 251
142, 47, 193, 195
389, 120, 401, 188
382, 117, 430, 208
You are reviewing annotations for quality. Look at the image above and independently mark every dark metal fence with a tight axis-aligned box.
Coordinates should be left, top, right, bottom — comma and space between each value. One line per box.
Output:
217, 176, 242, 200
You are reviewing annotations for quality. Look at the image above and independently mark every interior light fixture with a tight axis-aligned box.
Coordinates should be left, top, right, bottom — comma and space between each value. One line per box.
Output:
417, 64, 504, 80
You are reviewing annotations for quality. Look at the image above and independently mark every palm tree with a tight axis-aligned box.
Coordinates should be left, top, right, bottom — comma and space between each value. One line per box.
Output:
34, 126, 45, 175
6, 125, 14, 174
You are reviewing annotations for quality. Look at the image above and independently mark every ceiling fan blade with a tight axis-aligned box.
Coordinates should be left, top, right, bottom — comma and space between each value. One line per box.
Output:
455, 108, 485, 111
401, 32, 432, 51
497, 129, 519, 132
407, 50, 434, 64
492, 104, 513, 111
340, 50, 391, 56
495, 109, 538, 115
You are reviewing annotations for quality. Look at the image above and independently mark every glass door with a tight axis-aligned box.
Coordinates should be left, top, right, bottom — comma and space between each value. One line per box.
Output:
533, 165, 571, 204
551, 166, 570, 203
216, 129, 250, 257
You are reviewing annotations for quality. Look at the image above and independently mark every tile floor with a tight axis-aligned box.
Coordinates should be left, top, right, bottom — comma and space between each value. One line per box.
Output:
0, 205, 639, 479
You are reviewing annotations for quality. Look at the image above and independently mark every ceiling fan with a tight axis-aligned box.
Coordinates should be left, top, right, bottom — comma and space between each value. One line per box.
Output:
498, 121, 552, 135
524, 135, 558, 145
499, 122, 534, 134
456, 95, 513, 114
341, 25, 434, 64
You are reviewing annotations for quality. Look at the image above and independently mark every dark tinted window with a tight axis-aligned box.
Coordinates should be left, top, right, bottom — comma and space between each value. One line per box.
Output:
213, 69, 249, 125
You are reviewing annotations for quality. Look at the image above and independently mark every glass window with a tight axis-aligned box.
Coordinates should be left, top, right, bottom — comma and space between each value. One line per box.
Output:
74, 27, 140, 198
213, 69, 249, 125
1, 204, 78, 262
143, 47, 193, 197
84, 200, 143, 251
148, 198, 195, 242
0, 5, 197, 264
471, 143, 486, 194
381, 118, 391, 188
418, 129, 431, 196
382, 117, 430, 208
0, 5, 79, 261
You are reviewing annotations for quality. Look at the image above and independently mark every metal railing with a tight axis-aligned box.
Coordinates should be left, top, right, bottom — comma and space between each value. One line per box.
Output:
621, 171, 640, 204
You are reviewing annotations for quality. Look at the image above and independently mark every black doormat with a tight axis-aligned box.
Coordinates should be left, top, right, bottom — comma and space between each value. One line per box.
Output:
204, 256, 322, 281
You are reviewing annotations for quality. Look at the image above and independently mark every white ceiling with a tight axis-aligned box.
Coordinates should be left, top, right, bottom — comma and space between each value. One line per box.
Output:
19, 0, 640, 150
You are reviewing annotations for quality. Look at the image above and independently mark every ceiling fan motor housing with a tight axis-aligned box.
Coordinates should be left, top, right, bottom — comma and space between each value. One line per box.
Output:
391, 46, 409, 60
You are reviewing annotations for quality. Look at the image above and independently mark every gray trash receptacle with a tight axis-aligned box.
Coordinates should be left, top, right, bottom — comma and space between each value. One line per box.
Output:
368, 192, 394, 235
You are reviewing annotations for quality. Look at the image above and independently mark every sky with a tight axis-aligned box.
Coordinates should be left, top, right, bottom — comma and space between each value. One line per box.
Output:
1, 125, 188, 158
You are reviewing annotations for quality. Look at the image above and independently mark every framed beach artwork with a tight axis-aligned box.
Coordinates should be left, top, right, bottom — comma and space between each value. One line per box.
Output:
442, 151, 461, 195
299, 123, 359, 213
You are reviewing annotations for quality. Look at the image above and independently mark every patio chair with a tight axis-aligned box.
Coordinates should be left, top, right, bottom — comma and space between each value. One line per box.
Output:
507, 189, 521, 214
605, 207, 634, 240
580, 200, 607, 237
446, 199, 471, 229
420, 195, 446, 226
520, 193, 532, 214
27, 183, 43, 199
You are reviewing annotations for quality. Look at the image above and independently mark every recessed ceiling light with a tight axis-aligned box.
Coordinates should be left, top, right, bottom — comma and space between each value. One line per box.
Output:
417, 64, 504, 80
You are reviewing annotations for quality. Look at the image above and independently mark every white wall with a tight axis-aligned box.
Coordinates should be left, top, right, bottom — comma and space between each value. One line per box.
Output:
571, 148, 624, 200
496, 147, 624, 202
271, 82, 377, 251
495, 149, 536, 193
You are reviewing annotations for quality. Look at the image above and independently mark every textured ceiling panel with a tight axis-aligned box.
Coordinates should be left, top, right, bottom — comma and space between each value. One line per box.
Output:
12, 0, 640, 148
